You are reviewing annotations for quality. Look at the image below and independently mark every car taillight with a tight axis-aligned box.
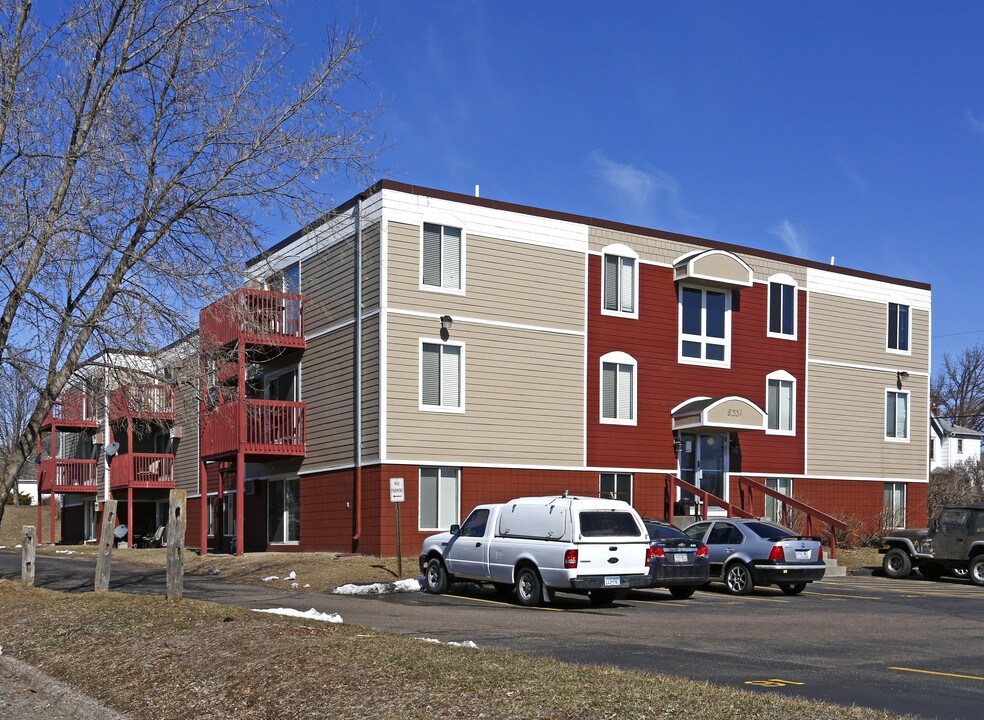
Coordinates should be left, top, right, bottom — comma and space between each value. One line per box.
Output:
696, 545, 708, 558
818, 545, 824, 561
647, 546, 664, 563
768, 545, 785, 562
564, 549, 578, 569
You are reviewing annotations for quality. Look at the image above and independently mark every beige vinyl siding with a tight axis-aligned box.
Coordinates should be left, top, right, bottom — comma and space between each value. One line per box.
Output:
386, 314, 584, 465
300, 316, 380, 469
590, 227, 808, 285
807, 363, 928, 479
303, 223, 381, 335
809, 293, 929, 370
387, 221, 585, 332
172, 366, 200, 494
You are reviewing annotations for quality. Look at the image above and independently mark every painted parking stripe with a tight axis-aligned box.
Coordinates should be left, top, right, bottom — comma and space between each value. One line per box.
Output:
625, 599, 690, 608
805, 590, 882, 600
889, 666, 984, 682
443, 594, 563, 611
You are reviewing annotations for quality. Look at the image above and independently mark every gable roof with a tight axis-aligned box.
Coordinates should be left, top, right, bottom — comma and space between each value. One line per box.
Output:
931, 415, 984, 439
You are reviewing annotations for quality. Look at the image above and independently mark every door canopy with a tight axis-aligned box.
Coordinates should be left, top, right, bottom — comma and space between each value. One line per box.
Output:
671, 396, 767, 432
673, 249, 753, 290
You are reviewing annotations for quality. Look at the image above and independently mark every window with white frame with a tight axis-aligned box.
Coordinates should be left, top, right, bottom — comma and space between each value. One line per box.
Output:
679, 286, 730, 365
268, 477, 300, 544
766, 371, 795, 434
419, 467, 459, 531
768, 276, 797, 338
764, 478, 793, 525
600, 473, 632, 504
421, 342, 462, 411
83, 500, 97, 542
222, 495, 235, 537
884, 482, 906, 527
888, 302, 910, 352
958, 438, 964, 454
600, 351, 636, 424
422, 223, 462, 291
602, 245, 638, 316
886, 390, 909, 440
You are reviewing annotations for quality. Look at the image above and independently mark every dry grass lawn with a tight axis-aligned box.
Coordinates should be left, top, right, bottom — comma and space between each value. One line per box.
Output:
0, 503, 59, 546
836, 546, 884, 572
0, 581, 913, 720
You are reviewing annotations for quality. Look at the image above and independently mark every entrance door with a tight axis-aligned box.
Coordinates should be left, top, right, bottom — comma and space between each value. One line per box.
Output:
678, 433, 728, 501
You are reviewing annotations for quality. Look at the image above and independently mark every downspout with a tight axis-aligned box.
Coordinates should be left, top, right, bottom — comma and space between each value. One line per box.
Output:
353, 195, 363, 546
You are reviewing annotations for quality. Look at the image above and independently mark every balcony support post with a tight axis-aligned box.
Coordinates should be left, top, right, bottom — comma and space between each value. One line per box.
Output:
200, 459, 208, 556
127, 485, 134, 548
37, 494, 43, 545
50, 491, 56, 545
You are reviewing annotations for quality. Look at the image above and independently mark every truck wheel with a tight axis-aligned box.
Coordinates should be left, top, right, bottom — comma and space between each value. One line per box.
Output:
970, 556, 984, 587
919, 564, 944, 581
778, 582, 807, 595
882, 548, 912, 579
724, 562, 754, 595
669, 585, 696, 600
588, 590, 616, 606
514, 566, 543, 607
423, 557, 450, 594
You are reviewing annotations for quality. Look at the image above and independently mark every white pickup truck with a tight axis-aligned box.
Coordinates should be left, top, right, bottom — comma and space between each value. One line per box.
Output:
418, 495, 653, 606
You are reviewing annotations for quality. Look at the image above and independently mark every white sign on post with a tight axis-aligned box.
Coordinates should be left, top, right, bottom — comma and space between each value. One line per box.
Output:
389, 477, 405, 503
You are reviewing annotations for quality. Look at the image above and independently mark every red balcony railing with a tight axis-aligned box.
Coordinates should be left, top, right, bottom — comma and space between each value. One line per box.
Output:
200, 289, 305, 349
109, 384, 175, 421
110, 452, 175, 489
201, 399, 305, 458
43, 394, 97, 428
38, 459, 98, 492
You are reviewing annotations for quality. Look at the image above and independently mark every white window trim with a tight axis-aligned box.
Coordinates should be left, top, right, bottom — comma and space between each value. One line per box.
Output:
884, 482, 906, 527
418, 467, 461, 532
766, 274, 798, 341
599, 351, 637, 426
886, 300, 912, 356
599, 472, 633, 505
267, 477, 300, 546
419, 338, 466, 414
600, 243, 640, 320
765, 370, 796, 436
885, 388, 911, 443
677, 285, 732, 368
419, 221, 466, 296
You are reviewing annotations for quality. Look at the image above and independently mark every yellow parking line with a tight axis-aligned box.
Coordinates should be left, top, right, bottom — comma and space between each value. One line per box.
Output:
625, 599, 690, 607
806, 591, 881, 600
443, 594, 563, 611
889, 666, 984, 682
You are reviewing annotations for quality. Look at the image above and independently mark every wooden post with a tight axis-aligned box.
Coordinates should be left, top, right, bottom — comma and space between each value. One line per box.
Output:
21, 526, 36, 587
166, 489, 188, 601
95, 499, 118, 592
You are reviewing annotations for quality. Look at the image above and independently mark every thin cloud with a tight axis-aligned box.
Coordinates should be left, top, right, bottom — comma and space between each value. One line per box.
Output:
964, 109, 984, 135
834, 152, 868, 195
770, 219, 810, 258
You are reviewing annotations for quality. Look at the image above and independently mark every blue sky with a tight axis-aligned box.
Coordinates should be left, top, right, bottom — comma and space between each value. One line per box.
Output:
281, 1, 984, 370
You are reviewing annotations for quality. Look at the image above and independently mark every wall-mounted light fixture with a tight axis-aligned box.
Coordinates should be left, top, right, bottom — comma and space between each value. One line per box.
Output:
673, 438, 683, 456
896, 370, 909, 389
440, 315, 453, 332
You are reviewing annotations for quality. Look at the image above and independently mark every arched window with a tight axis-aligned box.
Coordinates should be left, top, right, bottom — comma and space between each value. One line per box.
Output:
600, 351, 637, 425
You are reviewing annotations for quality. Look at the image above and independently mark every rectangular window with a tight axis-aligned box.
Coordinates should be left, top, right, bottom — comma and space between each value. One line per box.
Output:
419, 467, 459, 531
222, 496, 235, 537
679, 287, 729, 365
268, 478, 300, 544
422, 223, 462, 291
601, 361, 635, 422
764, 478, 793, 526
83, 500, 97, 542
958, 438, 964, 454
884, 482, 906, 528
888, 303, 910, 352
768, 282, 795, 337
767, 378, 794, 433
603, 254, 636, 314
599, 473, 632, 504
421, 342, 462, 410
886, 390, 909, 440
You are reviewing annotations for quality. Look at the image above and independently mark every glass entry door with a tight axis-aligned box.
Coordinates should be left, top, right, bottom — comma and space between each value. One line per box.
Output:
678, 433, 728, 500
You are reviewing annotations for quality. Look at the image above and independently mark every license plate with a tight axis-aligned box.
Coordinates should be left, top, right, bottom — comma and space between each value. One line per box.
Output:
674, 553, 689, 563
795, 550, 810, 560
604, 575, 620, 587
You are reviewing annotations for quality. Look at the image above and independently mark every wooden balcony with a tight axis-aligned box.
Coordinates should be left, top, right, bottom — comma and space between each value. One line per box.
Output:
200, 289, 305, 350
42, 394, 97, 429
109, 384, 175, 421
110, 452, 175, 489
38, 459, 98, 493
201, 399, 306, 459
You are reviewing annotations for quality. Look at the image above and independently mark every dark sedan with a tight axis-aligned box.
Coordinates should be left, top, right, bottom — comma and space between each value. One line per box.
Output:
643, 519, 710, 599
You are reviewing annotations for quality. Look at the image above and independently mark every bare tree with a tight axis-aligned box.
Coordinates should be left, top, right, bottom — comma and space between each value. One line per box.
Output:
929, 459, 984, 520
0, 357, 38, 504
932, 344, 984, 432
0, 0, 379, 525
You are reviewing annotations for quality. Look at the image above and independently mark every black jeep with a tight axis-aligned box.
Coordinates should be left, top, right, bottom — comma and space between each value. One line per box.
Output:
880, 504, 984, 584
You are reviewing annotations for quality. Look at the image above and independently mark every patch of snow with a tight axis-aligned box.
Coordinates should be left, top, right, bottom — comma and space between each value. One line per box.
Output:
331, 578, 423, 596
415, 637, 478, 648
0, 545, 7, 549
15, 544, 21, 549
290, 582, 299, 590
303, 583, 310, 588
285, 570, 297, 581
55, 550, 77, 555
262, 576, 279, 582
0, 644, 3, 655
252, 607, 342, 623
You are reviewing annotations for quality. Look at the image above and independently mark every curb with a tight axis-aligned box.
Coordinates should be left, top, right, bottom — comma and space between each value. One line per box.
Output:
0, 655, 130, 720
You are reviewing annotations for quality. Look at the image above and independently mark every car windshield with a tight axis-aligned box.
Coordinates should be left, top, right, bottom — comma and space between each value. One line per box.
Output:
646, 523, 689, 541
745, 521, 796, 539
579, 511, 641, 537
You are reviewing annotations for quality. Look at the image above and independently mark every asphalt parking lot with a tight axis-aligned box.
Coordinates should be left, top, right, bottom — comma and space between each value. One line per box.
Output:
2, 553, 982, 720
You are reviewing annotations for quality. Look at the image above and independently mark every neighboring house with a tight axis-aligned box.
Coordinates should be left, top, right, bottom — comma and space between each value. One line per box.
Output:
930, 413, 983, 471
45, 180, 932, 553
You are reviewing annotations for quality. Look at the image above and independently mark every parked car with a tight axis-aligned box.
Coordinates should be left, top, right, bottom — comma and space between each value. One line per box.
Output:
684, 518, 825, 595
642, 519, 709, 599
880, 504, 984, 584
